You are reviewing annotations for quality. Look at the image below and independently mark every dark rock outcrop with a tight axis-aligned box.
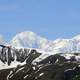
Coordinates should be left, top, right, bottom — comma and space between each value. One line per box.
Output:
0, 47, 80, 80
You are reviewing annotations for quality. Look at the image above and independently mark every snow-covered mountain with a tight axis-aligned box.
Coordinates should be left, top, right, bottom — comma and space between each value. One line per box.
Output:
0, 31, 80, 80
1, 31, 80, 69
0, 47, 80, 80
10, 31, 49, 49
0, 35, 5, 45
9, 31, 80, 53
0, 31, 80, 53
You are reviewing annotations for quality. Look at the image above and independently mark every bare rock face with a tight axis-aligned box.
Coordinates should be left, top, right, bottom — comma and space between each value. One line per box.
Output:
0, 47, 80, 80
0, 47, 42, 66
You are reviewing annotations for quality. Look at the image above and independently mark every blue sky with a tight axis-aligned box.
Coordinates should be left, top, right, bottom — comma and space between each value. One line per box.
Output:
0, 0, 80, 41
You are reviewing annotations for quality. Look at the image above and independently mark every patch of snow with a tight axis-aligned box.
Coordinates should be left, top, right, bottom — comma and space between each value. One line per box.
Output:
64, 69, 73, 72
24, 75, 28, 79
61, 54, 74, 59
32, 67, 36, 70
7, 70, 13, 80
39, 73, 44, 77
55, 59, 59, 63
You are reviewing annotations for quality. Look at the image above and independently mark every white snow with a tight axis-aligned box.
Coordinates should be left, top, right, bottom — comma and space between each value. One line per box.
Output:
24, 75, 28, 79
10, 31, 48, 49
15, 67, 24, 73
55, 59, 59, 63
7, 70, 13, 80
39, 73, 44, 77
32, 67, 36, 70
0, 59, 26, 70
32, 52, 53, 64
9, 31, 80, 54
1, 31, 80, 70
0, 35, 5, 45
61, 54, 74, 59
64, 69, 73, 72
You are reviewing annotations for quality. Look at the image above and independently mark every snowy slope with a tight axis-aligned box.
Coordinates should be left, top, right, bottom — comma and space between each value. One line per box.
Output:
45, 39, 77, 53
0, 35, 5, 45
0, 31, 80, 54
9, 31, 80, 53
1, 31, 80, 70
1, 31, 80, 74
10, 31, 48, 49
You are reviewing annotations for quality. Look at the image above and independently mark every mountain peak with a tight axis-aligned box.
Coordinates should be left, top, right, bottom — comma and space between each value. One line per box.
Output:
10, 31, 37, 47
73, 34, 80, 40
0, 35, 5, 45
17, 31, 37, 36
8, 31, 80, 53
10, 31, 48, 49
0, 31, 80, 53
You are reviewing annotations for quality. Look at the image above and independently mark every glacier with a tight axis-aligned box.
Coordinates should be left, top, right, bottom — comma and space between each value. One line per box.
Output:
9, 31, 80, 53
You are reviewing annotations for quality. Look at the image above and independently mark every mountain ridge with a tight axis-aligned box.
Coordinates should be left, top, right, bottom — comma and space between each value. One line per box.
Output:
9, 31, 80, 53
0, 31, 80, 80
0, 31, 80, 53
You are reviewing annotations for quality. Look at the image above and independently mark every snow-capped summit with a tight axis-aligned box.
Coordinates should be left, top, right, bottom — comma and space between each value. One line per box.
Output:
43, 35, 80, 53
9, 31, 80, 53
1, 31, 80, 70
0, 35, 5, 45
10, 31, 48, 49
73, 34, 80, 40
43, 38, 77, 53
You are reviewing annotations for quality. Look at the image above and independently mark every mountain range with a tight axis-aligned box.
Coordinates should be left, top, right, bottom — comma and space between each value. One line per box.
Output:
1, 31, 80, 53
0, 31, 80, 80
